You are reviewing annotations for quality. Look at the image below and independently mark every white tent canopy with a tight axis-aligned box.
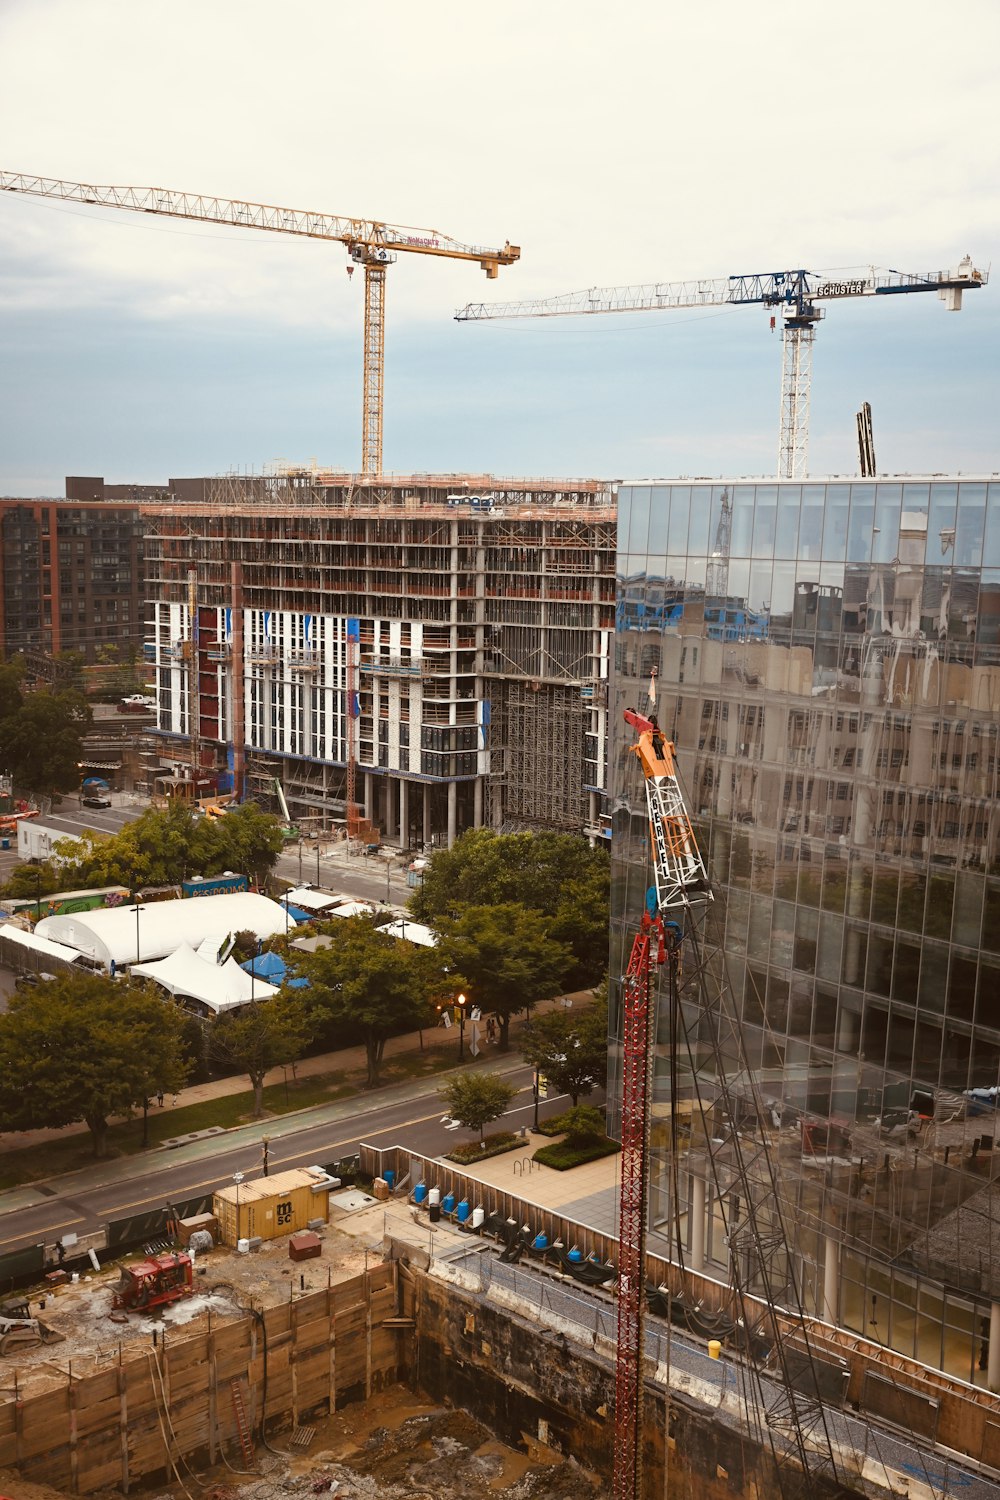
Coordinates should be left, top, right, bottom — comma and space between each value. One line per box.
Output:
281, 887, 347, 915
379, 918, 437, 947
0, 922, 91, 966
327, 900, 376, 919
36, 892, 288, 970
132, 942, 279, 1015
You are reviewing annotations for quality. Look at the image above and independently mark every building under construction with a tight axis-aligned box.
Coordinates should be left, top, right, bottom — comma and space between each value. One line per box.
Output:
139, 471, 616, 846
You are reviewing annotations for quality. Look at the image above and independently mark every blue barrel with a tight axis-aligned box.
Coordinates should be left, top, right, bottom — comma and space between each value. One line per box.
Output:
456, 1199, 470, 1224
384, 1169, 395, 1191
568, 1247, 583, 1263
533, 1232, 549, 1250
413, 1181, 427, 1205
442, 1192, 456, 1215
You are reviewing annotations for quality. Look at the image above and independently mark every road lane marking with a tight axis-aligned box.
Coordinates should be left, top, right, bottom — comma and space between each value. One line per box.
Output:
94, 1093, 538, 1217
0, 1215, 84, 1248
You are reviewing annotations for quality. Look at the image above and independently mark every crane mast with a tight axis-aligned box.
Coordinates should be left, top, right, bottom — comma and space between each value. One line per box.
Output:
614, 710, 711, 1500
457, 258, 986, 477
0, 170, 520, 476
615, 709, 848, 1500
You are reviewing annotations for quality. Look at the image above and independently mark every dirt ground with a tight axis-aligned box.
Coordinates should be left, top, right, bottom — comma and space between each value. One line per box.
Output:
0, 1377, 603, 1500
169, 1386, 600, 1500
1, 1218, 605, 1497
2, 1223, 374, 1394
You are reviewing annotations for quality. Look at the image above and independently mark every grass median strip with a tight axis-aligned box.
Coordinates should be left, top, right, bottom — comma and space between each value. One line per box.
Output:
0, 1039, 466, 1191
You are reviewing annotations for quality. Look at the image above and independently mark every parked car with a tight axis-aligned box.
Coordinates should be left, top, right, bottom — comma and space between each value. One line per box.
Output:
81, 792, 112, 809
15, 971, 57, 991
117, 695, 156, 714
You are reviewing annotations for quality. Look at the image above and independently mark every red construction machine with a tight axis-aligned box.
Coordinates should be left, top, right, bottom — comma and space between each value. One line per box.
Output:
112, 1252, 193, 1312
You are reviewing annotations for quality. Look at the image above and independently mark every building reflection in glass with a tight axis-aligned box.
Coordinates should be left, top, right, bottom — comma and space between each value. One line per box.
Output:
611, 478, 1000, 1385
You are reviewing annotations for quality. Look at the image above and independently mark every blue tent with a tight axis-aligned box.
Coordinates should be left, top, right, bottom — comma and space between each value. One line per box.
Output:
240, 950, 309, 988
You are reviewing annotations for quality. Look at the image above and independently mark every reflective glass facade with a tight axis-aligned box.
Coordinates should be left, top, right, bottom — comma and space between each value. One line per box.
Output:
611, 478, 1000, 1384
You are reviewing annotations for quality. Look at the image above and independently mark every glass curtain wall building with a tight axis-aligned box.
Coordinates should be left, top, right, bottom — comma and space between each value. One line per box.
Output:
611, 477, 1000, 1385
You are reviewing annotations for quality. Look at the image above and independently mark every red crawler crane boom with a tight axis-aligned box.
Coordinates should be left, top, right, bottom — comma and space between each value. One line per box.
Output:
613, 710, 711, 1500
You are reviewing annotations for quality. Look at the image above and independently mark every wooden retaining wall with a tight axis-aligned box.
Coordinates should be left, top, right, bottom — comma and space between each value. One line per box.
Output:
0, 1264, 405, 1494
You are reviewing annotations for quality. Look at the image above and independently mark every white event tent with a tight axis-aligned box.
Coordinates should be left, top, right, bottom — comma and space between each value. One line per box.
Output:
35, 892, 288, 971
132, 943, 278, 1015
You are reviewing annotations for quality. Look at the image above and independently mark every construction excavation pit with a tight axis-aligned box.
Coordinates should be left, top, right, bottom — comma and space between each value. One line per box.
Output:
0, 1203, 608, 1500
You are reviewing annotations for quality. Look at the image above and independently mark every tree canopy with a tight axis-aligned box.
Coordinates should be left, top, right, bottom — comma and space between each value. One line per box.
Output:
0, 972, 191, 1156
439, 1073, 516, 1143
410, 829, 609, 990
0, 682, 92, 795
520, 995, 608, 1106
60, 799, 284, 891
209, 994, 311, 1118
292, 916, 436, 1087
434, 902, 571, 1051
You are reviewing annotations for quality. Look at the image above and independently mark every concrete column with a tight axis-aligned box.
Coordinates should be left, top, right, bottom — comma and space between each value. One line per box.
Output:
988, 1302, 1000, 1391
364, 772, 375, 826
822, 1234, 839, 1324
689, 1175, 706, 1272
447, 781, 458, 847
473, 777, 483, 828
385, 780, 397, 840
400, 778, 410, 848
422, 784, 432, 847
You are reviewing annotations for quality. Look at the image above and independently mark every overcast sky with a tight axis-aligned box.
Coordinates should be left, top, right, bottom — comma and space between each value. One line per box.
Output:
1, 0, 998, 495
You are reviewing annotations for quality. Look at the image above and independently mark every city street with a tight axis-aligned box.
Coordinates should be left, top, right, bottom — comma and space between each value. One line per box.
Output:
0, 1060, 586, 1257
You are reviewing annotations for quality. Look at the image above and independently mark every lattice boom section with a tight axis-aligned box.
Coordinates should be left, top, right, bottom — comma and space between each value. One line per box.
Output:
613, 932, 652, 1500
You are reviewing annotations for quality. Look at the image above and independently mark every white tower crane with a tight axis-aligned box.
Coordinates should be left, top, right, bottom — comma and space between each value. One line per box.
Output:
457, 259, 987, 478
0, 170, 520, 476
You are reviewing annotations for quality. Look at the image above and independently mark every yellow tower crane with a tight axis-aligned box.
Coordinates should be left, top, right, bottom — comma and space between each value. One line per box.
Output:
0, 171, 520, 476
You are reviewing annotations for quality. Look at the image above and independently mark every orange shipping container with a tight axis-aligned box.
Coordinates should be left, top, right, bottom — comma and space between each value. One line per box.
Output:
213, 1167, 330, 1246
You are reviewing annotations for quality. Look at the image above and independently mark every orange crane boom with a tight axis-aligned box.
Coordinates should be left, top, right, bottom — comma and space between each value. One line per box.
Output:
616, 707, 847, 1500
0, 170, 520, 476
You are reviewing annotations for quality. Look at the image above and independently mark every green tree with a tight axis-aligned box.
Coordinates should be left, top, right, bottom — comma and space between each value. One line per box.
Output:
434, 902, 571, 1052
62, 800, 284, 892
0, 973, 190, 1157
520, 995, 608, 1106
293, 916, 435, 1087
558, 1104, 607, 1144
0, 660, 24, 722
0, 687, 92, 795
411, 829, 609, 989
0, 858, 66, 903
208, 994, 311, 1118
205, 801, 285, 889
439, 1073, 517, 1143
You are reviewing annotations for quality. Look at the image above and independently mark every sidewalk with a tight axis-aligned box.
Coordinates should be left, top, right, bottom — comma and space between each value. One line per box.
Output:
2, 990, 597, 1155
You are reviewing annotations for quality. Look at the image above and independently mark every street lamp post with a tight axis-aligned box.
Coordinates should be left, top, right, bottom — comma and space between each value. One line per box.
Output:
232, 1170, 244, 1244
533, 1068, 541, 1132
457, 993, 467, 1063
261, 1136, 270, 1178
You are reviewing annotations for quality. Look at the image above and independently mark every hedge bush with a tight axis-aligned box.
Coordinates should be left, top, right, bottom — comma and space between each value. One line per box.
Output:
532, 1136, 621, 1171
447, 1130, 520, 1165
